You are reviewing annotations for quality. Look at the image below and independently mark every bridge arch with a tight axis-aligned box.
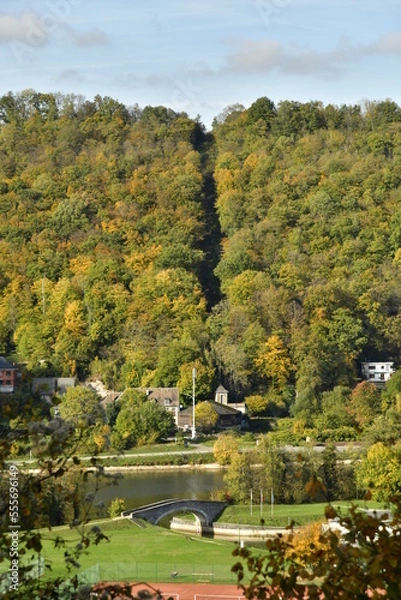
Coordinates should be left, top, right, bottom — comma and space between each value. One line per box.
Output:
149, 506, 209, 526
122, 499, 227, 527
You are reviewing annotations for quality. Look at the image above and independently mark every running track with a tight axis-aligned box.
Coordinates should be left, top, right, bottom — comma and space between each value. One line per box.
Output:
92, 581, 246, 599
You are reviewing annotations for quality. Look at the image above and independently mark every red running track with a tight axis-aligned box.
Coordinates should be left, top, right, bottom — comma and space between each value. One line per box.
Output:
92, 581, 247, 599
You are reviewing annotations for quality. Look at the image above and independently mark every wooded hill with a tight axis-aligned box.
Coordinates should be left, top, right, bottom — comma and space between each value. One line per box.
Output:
1, 90, 401, 415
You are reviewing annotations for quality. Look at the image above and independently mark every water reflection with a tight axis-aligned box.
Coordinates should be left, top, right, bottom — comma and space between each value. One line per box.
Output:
95, 469, 226, 509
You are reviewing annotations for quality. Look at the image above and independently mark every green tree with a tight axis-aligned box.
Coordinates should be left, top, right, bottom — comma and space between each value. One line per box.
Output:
348, 381, 382, 429
314, 386, 354, 432
254, 436, 286, 503
59, 386, 104, 430
381, 368, 401, 411
320, 443, 339, 501
224, 452, 253, 503
114, 390, 175, 447
363, 409, 401, 445
356, 442, 401, 501
108, 497, 126, 519
247, 97, 276, 129
178, 360, 216, 402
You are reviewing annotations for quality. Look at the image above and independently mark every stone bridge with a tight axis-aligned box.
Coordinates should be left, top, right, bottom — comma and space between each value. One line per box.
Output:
121, 499, 228, 526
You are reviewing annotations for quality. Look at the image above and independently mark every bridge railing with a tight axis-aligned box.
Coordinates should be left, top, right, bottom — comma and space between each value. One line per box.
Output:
121, 499, 182, 517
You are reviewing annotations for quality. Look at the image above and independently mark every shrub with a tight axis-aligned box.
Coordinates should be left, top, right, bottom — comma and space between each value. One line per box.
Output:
108, 497, 126, 518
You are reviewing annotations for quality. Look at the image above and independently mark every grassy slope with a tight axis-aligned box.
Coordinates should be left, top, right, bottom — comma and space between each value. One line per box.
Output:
39, 518, 237, 581
36, 500, 386, 582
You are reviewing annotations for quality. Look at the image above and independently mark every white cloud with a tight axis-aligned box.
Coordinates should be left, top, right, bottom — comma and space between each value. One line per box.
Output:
0, 9, 109, 50
226, 39, 282, 73
0, 11, 48, 45
222, 31, 401, 79
365, 31, 401, 55
224, 37, 351, 76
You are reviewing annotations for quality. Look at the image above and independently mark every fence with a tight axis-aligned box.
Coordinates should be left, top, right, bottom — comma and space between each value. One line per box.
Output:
78, 562, 239, 585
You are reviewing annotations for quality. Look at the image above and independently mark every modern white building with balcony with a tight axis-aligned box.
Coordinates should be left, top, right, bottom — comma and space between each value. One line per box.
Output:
361, 361, 395, 388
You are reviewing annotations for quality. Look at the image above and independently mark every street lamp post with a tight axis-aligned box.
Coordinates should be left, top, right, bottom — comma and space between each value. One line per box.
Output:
191, 367, 197, 439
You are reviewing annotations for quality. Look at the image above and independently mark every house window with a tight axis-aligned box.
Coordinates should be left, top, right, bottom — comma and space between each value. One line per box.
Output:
369, 374, 375, 379
5, 371, 11, 376
164, 399, 172, 406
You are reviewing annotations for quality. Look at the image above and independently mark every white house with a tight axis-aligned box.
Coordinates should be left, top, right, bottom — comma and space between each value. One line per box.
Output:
361, 361, 395, 388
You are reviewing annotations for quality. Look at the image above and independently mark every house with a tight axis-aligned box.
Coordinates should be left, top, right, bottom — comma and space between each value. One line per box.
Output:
177, 383, 248, 432
32, 377, 76, 400
138, 387, 180, 426
0, 357, 18, 393
214, 384, 247, 414
178, 399, 246, 432
215, 384, 229, 405
361, 361, 395, 389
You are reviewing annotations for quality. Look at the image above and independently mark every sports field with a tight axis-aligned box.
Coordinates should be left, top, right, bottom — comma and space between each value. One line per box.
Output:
92, 581, 247, 600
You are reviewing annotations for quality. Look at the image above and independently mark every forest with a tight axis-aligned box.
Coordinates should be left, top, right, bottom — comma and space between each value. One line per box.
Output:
1, 90, 401, 426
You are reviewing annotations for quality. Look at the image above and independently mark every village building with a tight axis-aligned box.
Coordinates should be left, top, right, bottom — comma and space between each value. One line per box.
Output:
32, 377, 77, 401
0, 357, 18, 393
178, 384, 248, 432
86, 382, 180, 426
139, 387, 180, 426
214, 384, 247, 414
361, 361, 395, 389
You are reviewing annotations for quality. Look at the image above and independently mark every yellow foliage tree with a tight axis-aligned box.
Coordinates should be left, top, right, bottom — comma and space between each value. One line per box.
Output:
255, 335, 294, 391
213, 432, 240, 465
195, 401, 219, 432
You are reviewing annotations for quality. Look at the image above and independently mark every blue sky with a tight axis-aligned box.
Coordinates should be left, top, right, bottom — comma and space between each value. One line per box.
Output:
1, 0, 401, 128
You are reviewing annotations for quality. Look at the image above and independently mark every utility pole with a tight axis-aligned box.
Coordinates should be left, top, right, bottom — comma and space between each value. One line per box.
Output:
191, 367, 197, 439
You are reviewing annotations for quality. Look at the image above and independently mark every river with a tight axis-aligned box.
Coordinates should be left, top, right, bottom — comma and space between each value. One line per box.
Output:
94, 468, 227, 510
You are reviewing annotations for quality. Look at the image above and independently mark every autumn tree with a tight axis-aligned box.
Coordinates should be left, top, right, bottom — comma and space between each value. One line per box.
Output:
224, 452, 253, 503
348, 381, 382, 429
255, 335, 295, 392
356, 442, 401, 501
213, 432, 240, 465
195, 401, 219, 433
233, 498, 401, 599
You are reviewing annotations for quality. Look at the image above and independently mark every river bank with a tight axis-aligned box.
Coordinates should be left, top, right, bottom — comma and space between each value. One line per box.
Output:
103, 462, 223, 472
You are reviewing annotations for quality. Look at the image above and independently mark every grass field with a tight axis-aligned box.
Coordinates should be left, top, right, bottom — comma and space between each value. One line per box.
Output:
32, 499, 387, 585
37, 518, 239, 583
215, 499, 385, 527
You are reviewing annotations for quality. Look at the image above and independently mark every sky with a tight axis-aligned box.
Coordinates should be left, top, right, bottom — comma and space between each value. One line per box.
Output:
0, 0, 401, 129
